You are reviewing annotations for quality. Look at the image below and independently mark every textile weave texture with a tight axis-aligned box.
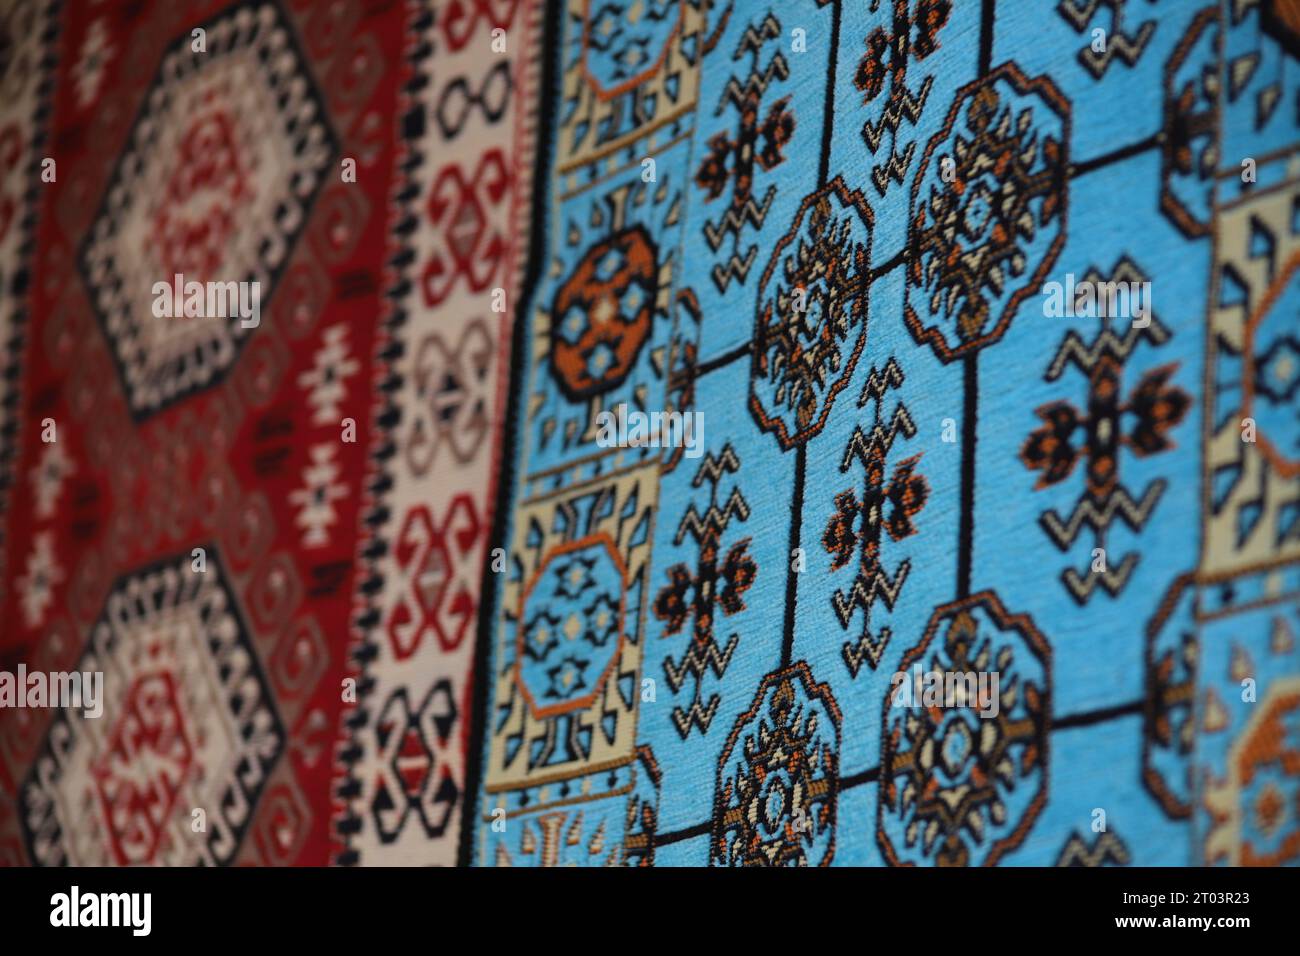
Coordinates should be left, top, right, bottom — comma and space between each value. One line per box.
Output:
0, 0, 1298, 868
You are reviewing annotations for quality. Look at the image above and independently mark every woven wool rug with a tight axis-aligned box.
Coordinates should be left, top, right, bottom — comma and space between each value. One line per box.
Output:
0, 0, 1297, 868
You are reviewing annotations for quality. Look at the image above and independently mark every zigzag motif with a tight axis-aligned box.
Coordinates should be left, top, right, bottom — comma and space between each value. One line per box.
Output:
1062, 553, 1140, 603
703, 188, 776, 252
1056, 830, 1132, 867
711, 249, 759, 291
692, 443, 741, 486
675, 487, 751, 545
858, 357, 906, 405
871, 143, 916, 196
1045, 317, 1170, 381
832, 560, 911, 626
734, 12, 783, 61
1079, 22, 1154, 76
1056, 0, 1115, 27
1040, 481, 1166, 548
861, 76, 933, 152
718, 55, 789, 114
842, 626, 892, 677
663, 633, 741, 693
671, 696, 723, 738
840, 406, 918, 470
702, 16, 788, 296
1057, 0, 1156, 78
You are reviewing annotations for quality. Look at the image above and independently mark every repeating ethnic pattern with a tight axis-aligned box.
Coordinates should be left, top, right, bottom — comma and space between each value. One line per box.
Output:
0, 0, 406, 865
80, 4, 336, 417
22, 550, 284, 865
468, 0, 1300, 868
335, 0, 541, 868
0, 0, 1298, 870
1019, 259, 1190, 603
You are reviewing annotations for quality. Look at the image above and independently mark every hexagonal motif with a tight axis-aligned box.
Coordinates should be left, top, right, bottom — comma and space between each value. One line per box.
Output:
549, 225, 659, 400
751, 177, 873, 449
906, 63, 1068, 361
516, 535, 627, 719
19, 548, 284, 865
713, 663, 842, 867
581, 0, 683, 99
79, 4, 335, 417
878, 590, 1052, 866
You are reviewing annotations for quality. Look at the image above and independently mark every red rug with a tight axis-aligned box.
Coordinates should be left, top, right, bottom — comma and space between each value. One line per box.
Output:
0, 0, 530, 866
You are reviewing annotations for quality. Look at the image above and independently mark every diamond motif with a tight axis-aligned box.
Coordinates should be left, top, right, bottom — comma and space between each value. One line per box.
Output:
19, 548, 284, 865
79, 4, 335, 416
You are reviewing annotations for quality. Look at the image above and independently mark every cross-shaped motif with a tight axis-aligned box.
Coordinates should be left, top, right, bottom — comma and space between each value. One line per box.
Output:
694, 13, 795, 290
654, 445, 756, 737
855, 0, 951, 194
1020, 307, 1191, 603
695, 95, 794, 214
823, 359, 928, 675
1022, 355, 1188, 496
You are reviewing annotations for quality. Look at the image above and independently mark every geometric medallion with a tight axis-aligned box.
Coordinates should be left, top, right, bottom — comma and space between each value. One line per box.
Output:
1203, 676, 1300, 866
1244, 257, 1300, 479
549, 225, 659, 401
907, 63, 1068, 361
751, 177, 873, 450
19, 548, 283, 865
581, 0, 682, 99
878, 590, 1051, 866
517, 534, 627, 720
713, 662, 841, 866
80, 4, 334, 416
